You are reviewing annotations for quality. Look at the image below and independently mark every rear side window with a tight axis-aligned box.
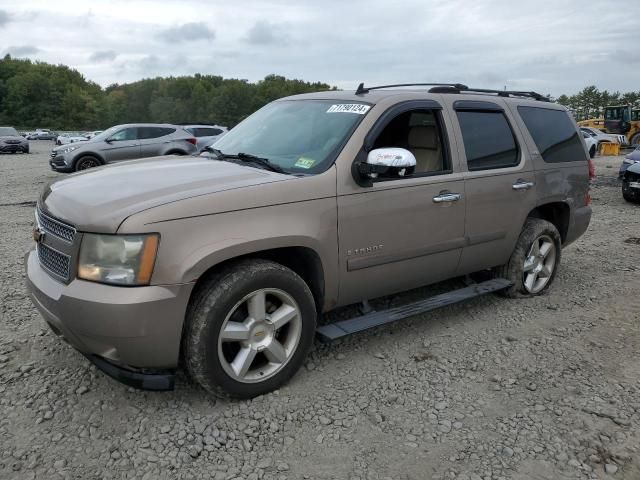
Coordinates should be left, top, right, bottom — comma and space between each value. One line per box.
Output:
138, 127, 175, 139
518, 107, 586, 163
195, 127, 223, 137
456, 111, 519, 170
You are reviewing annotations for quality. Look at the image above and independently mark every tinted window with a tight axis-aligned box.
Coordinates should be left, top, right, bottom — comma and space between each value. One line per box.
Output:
195, 127, 223, 137
110, 128, 137, 141
518, 106, 586, 163
138, 127, 175, 139
456, 111, 519, 170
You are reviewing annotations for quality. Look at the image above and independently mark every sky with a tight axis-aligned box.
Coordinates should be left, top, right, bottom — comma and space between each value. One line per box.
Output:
1, 0, 639, 97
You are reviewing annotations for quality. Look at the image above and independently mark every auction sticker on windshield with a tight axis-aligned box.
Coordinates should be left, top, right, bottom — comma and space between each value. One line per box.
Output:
294, 157, 316, 169
327, 104, 370, 114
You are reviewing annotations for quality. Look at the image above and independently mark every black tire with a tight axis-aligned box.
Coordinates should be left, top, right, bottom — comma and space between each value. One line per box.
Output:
184, 259, 316, 398
494, 218, 562, 298
167, 150, 187, 156
622, 179, 640, 203
589, 145, 596, 158
630, 132, 640, 146
23, 147, 29, 154
74, 155, 101, 171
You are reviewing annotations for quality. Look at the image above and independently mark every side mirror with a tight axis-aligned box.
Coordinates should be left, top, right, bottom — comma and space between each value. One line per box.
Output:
104, 137, 113, 143
358, 148, 416, 180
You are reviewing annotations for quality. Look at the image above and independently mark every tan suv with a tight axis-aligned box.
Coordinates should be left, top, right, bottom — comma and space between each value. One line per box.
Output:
26, 83, 593, 398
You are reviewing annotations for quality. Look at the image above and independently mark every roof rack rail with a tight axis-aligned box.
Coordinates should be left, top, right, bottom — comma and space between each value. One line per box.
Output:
355, 83, 468, 95
355, 83, 549, 102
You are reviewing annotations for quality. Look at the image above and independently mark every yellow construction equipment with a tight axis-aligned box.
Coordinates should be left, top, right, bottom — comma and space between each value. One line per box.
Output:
578, 105, 640, 145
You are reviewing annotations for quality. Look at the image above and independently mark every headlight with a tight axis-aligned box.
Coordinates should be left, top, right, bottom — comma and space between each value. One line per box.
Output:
623, 158, 638, 164
78, 233, 159, 286
61, 145, 80, 154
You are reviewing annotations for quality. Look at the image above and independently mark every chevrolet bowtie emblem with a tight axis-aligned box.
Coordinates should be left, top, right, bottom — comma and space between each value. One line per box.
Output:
33, 227, 46, 243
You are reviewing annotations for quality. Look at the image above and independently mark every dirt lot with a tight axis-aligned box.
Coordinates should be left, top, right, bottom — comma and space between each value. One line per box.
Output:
1, 141, 639, 480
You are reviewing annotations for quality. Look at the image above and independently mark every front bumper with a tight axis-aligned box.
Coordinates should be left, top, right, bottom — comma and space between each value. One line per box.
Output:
25, 250, 194, 386
49, 153, 72, 172
0, 143, 28, 153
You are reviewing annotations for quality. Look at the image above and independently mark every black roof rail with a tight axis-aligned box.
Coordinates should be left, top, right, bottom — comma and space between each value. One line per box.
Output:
355, 83, 549, 102
355, 83, 468, 95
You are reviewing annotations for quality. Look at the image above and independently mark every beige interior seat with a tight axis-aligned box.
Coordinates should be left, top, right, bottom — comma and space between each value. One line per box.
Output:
407, 126, 443, 173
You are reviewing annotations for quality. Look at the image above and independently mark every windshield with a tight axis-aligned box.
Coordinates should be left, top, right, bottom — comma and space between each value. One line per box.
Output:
0, 127, 19, 136
91, 126, 121, 142
212, 100, 370, 174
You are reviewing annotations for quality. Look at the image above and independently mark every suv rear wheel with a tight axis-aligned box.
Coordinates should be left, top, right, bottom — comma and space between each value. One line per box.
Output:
495, 218, 562, 298
184, 259, 316, 398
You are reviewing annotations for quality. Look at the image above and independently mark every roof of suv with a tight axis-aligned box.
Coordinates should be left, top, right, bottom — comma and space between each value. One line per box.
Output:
280, 85, 565, 110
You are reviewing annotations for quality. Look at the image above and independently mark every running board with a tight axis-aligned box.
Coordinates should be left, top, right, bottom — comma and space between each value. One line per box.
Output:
316, 278, 512, 342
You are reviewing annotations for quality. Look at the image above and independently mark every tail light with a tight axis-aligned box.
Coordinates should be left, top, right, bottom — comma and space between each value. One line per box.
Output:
186, 137, 197, 146
585, 158, 595, 206
587, 158, 596, 180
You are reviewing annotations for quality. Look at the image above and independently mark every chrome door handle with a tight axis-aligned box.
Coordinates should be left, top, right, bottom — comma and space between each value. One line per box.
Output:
512, 180, 535, 191
433, 193, 461, 203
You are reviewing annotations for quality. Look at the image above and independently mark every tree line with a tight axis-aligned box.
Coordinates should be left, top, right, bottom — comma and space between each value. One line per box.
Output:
555, 86, 640, 121
0, 55, 334, 130
1, 55, 638, 130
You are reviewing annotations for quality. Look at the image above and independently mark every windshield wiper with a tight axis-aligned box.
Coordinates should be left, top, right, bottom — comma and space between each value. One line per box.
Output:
235, 152, 286, 174
203, 148, 286, 174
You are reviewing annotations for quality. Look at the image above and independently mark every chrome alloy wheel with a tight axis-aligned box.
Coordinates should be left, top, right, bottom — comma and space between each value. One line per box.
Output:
217, 288, 302, 383
523, 234, 556, 294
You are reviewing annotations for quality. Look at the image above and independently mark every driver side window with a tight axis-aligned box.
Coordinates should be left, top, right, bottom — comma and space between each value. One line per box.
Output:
372, 109, 449, 175
110, 128, 137, 141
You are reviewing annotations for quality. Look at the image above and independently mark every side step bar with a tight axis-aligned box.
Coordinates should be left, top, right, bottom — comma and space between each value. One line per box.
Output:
316, 278, 512, 342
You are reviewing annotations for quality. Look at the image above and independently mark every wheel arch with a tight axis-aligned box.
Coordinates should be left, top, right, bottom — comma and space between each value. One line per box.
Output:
527, 202, 570, 244
72, 152, 105, 168
187, 245, 326, 315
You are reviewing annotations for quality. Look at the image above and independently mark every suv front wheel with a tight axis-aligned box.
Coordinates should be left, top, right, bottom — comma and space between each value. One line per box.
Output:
184, 259, 316, 398
495, 218, 562, 298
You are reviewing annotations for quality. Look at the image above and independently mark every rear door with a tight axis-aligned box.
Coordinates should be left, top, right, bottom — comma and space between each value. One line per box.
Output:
138, 127, 176, 157
101, 127, 140, 162
445, 99, 537, 274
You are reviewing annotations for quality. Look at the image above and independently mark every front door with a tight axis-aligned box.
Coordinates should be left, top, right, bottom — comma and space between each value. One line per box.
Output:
101, 127, 140, 162
337, 106, 466, 306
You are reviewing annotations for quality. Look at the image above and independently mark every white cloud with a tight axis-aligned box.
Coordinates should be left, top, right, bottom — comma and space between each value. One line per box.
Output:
0, 0, 638, 96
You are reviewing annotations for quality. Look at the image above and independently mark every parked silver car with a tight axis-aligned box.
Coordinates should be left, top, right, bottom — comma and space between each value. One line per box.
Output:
49, 124, 198, 172
183, 124, 228, 151
0, 127, 29, 153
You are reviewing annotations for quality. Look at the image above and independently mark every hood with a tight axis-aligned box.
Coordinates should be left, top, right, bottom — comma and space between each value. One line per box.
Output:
0, 135, 27, 142
626, 148, 640, 161
52, 138, 92, 151
40, 156, 292, 232
628, 161, 640, 174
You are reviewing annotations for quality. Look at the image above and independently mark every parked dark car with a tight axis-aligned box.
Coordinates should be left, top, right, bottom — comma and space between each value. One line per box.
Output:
619, 146, 640, 178
622, 161, 640, 203
0, 127, 29, 153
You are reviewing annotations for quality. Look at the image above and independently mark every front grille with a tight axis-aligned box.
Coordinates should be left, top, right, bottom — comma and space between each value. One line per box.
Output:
37, 243, 71, 281
5, 140, 21, 144
37, 209, 76, 242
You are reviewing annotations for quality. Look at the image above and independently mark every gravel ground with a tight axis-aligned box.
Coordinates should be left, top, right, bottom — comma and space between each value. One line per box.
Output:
1, 142, 639, 480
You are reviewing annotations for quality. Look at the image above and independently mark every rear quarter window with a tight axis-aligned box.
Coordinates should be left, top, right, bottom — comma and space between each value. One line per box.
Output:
138, 127, 176, 139
518, 106, 586, 163
195, 128, 223, 137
